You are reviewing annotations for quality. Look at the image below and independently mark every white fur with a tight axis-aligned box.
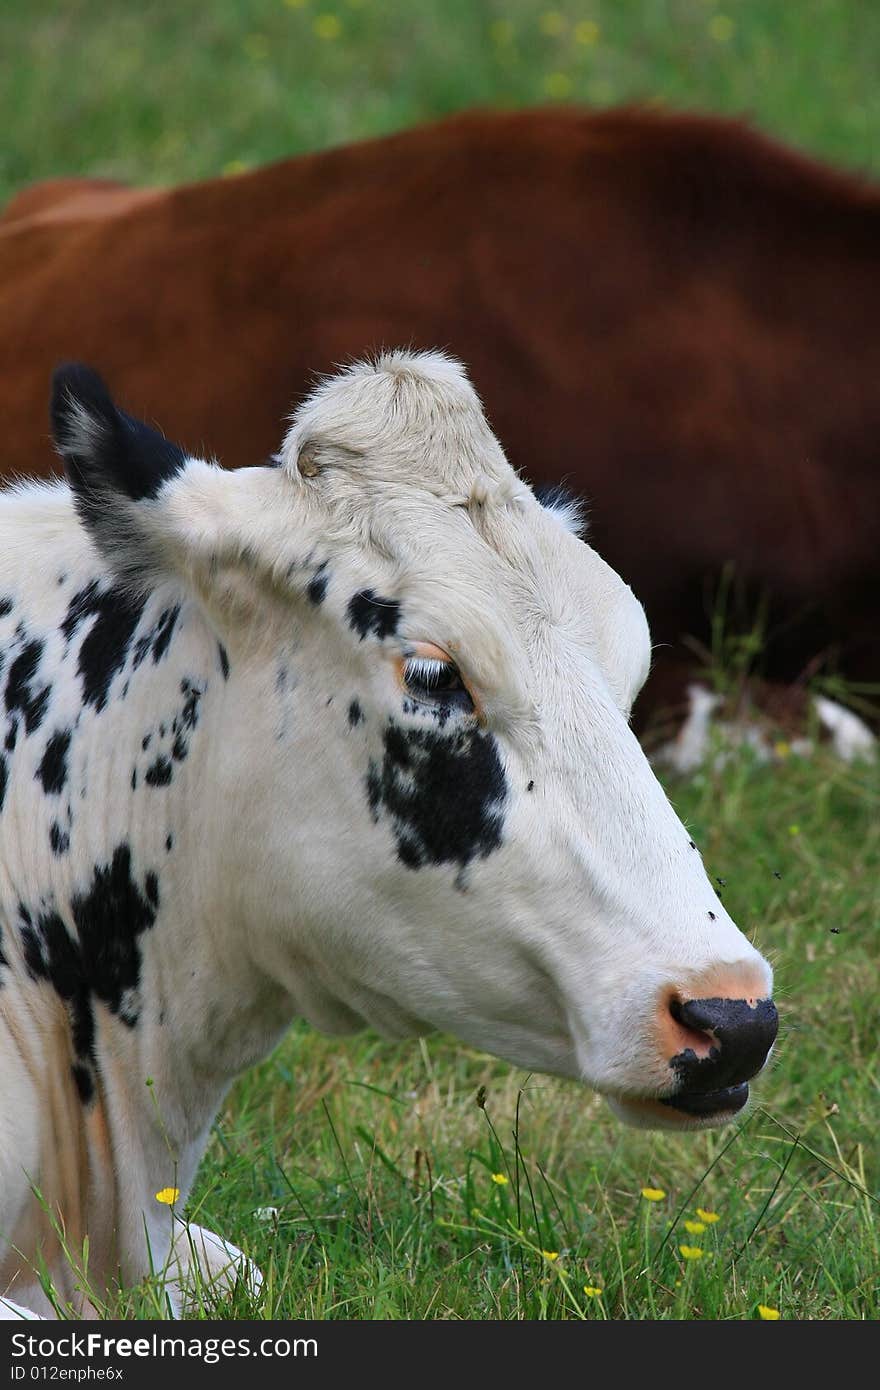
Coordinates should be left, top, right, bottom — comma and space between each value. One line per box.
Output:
0, 352, 772, 1317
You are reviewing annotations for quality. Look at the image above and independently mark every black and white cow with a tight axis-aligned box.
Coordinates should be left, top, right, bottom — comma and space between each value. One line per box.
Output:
0, 352, 778, 1318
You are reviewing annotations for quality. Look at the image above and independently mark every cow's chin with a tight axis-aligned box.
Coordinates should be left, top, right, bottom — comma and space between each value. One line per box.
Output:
606, 1085, 751, 1133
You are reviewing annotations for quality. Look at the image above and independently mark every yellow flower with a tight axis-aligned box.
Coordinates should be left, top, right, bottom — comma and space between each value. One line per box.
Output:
641, 1187, 666, 1201
543, 72, 572, 99
708, 15, 734, 42
757, 1304, 781, 1319
574, 20, 600, 46
679, 1245, 704, 1260
684, 1220, 706, 1235
491, 1172, 509, 1185
539, 11, 565, 36
313, 13, 341, 39
583, 1285, 603, 1297
542, 1250, 559, 1261
155, 1187, 180, 1205
696, 1208, 720, 1223
222, 160, 249, 177
789, 824, 800, 836
774, 740, 791, 759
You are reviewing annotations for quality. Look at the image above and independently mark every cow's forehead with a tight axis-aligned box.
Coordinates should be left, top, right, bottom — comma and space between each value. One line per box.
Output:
274, 352, 651, 717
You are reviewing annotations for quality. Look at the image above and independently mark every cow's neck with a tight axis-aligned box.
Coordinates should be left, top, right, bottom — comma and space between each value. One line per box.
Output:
30, 579, 299, 1184
84, 616, 298, 1171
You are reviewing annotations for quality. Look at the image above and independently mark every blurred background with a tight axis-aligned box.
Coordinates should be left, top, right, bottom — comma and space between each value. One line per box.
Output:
2, 0, 878, 203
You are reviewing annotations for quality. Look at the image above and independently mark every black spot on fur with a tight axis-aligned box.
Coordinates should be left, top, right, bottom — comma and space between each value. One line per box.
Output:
145, 755, 172, 787
348, 590, 401, 641
131, 768, 138, 790
5, 639, 51, 735
307, 563, 329, 606
165, 833, 173, 852
49, 821, 70, 856
61, 579, 101, 643
37, 728, 72, 795
63, 581, 148, 711
0, 598, 13, 618
133, 605, 181, 669
217, 643, 230, 681
348, 699, 364, 727
0, 755, 7, 812
170, 679, 202, 764
4, 719, 17, 753
401, 697, 456, 728
19, 845, 160, 1101
71, 1063, 94, 1103
20, 904, 95, 1095
527, 779, 535, 792
80, 594, 148, 710
141, 733, 151, 751
150, 606, 180, 663
366, 720, 506, 871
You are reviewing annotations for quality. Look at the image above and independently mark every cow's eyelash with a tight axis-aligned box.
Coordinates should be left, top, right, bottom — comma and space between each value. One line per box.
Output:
403, 657, 454, 688
401, 656, 473, 707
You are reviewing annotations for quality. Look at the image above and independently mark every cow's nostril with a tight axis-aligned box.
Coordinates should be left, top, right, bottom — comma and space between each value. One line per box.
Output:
669, 995, 778, 1090
666, 994, 718, 1058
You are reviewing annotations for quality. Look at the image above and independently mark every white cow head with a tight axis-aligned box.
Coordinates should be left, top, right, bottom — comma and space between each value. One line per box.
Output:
52, 351, 776, 1130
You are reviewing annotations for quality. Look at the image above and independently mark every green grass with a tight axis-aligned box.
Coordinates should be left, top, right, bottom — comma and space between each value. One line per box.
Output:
63, 742, 874, 1321
1, 0, 880, 206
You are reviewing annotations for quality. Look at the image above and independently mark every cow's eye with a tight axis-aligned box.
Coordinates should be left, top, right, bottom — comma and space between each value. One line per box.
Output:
401, 656, 473, 710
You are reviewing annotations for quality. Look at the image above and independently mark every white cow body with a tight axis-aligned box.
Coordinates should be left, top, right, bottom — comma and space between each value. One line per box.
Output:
0, 352, 774, 1317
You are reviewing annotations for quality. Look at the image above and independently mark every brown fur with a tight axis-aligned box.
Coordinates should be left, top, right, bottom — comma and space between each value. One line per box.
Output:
2, 106, 879, 718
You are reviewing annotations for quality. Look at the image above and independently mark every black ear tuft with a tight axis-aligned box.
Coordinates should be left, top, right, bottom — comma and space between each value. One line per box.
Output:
50, 363, 186, 504
533, 481, 588, 537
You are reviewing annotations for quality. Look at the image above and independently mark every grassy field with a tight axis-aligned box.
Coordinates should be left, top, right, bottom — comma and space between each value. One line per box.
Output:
6, 0, 879, 1322
2, 0, 880, 205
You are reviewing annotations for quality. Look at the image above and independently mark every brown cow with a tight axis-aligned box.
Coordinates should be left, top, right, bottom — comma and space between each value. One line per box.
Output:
2, 106, 879, 723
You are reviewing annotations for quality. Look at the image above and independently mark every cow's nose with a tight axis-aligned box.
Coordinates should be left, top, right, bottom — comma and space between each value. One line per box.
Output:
671, 996, 778, 1079
665, 995, 778, 1109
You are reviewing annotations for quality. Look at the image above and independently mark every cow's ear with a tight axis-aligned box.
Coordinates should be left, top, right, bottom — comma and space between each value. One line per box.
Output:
50, 364, 309, 622
52, 363, 186, 511
51, 363, 193, 585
